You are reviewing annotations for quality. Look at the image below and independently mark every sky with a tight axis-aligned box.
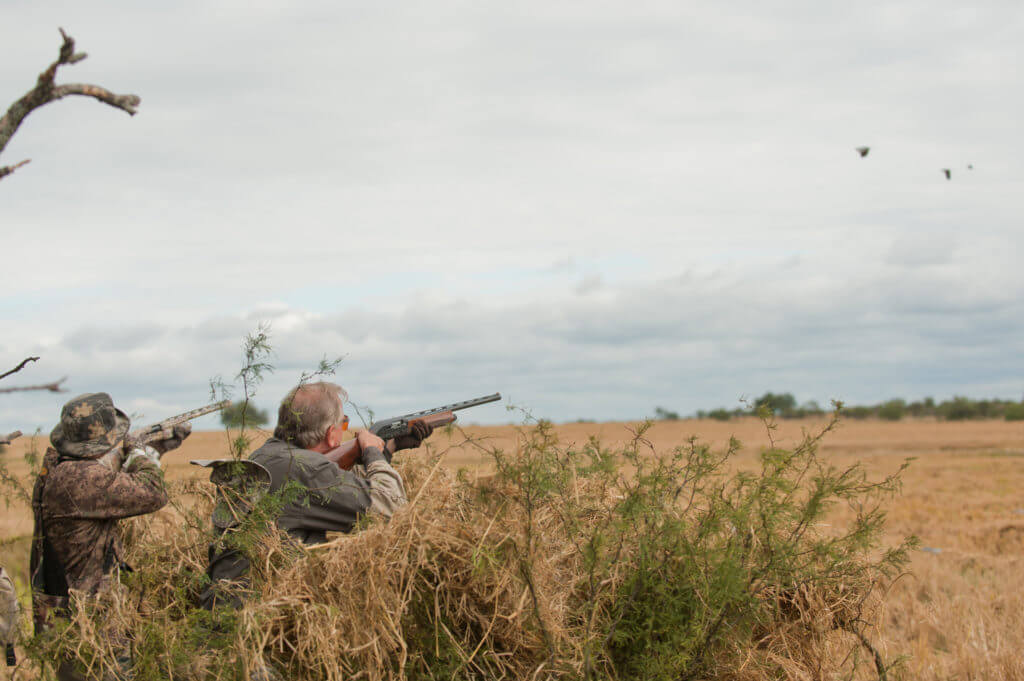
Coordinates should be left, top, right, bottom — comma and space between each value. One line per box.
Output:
1, 0, 1022, 432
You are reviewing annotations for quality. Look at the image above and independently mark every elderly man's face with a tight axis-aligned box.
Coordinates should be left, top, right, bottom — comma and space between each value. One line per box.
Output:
324, 401, 349, 449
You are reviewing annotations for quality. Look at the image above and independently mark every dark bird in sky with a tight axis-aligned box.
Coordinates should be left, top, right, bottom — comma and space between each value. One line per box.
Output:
855, 146, 870, 157
942, 168, 952, 180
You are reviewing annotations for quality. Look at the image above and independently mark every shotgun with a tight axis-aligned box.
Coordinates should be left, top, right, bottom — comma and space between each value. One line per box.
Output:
97, 400, 232, 471
325, 393, 501, 470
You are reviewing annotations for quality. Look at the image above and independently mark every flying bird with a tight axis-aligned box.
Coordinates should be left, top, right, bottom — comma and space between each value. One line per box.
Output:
855, 146, 870, 157
942, 168, 951, 180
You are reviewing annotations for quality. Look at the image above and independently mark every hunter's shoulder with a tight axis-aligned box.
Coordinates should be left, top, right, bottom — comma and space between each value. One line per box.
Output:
46, 453, 112, 482
252, 437, 312, 461
250, 438, 330, 472
41, 454, 118, 507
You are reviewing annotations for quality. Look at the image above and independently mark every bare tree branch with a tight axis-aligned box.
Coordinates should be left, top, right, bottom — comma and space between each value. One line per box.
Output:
0, 358, 66, 394
0, 158, 30, 180
0, 357, 40, 381
0, 28, 141, 179
0, 431, 23, 446
0, 377, 67, 395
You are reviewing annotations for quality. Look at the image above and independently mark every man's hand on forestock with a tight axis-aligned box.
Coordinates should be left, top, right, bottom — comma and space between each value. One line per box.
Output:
150, 424, 192, 454
393, 420, 434, 451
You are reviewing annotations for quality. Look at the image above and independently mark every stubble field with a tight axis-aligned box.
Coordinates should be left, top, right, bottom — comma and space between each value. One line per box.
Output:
2, 417, 1022, 679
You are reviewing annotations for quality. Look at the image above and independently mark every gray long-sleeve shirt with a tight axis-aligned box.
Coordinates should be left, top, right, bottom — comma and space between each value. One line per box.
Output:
248, 438, 407, 545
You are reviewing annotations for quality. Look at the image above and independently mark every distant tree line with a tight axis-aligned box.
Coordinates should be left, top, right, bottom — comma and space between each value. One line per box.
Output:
654, 392, 1024, 422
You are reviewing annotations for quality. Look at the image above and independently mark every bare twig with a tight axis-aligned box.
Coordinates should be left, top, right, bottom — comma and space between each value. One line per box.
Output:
0, 158, 30, 180
0, 356, 40, 381
0, 431, 22, 446
0, 377, 67, 394
0, 28, 140, 179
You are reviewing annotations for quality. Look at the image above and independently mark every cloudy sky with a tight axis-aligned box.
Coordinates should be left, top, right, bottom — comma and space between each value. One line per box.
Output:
1, 1, 1021, 432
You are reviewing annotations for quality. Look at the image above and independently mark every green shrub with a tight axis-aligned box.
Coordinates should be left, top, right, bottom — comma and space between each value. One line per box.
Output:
219, 402, 270, 428
482, 412, 914, 680
974, 400, 996, 418
653, 407, 680, 421
877, 399, 906, 421
706, 408, 732, 421
752, 392, 797, 417
938, 396, 978, 421
842, 405, 873, 420
799, 400, 825, 416
1005, 403, 1024, 421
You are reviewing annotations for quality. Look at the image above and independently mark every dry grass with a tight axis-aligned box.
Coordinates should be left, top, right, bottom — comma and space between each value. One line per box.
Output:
2, 417, 1023, 679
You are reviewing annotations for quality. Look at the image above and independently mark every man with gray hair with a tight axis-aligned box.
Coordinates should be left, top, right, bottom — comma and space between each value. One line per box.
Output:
248, 381, 432, 544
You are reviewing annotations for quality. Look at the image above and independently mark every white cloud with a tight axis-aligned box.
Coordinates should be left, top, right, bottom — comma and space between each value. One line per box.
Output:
2, 0, 1022, 432
573, 274, 604, 296
3, 250, 1023, 432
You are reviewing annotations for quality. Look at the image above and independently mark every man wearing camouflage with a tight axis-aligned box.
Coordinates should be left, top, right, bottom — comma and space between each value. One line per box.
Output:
30, 392, 190, 680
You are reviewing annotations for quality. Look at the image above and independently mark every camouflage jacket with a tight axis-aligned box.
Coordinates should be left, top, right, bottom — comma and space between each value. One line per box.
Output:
249, 437, 407, 545
30, 448, 167, 597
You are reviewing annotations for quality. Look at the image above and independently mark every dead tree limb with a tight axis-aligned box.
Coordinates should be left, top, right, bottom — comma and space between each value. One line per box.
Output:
0, 358, 66, 394
0, 158, 30, 180
0, 431, 23, 446
0, 357, 40, 381
0, 28, 140, 181
0, 377, 67, 394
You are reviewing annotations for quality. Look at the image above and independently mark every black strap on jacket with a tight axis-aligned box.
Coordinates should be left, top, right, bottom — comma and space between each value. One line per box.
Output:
29, 454, 71, 632
5, 642, 14, 666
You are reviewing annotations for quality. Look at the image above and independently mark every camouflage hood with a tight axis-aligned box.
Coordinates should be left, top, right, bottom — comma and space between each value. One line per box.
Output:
50, 392, 130, 460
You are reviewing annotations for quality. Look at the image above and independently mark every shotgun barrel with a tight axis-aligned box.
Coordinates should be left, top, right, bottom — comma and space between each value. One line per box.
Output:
370, 393, 502, 440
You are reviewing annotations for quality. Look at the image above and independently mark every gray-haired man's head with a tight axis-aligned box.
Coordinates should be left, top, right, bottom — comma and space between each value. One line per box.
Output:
274, 382, 349, 449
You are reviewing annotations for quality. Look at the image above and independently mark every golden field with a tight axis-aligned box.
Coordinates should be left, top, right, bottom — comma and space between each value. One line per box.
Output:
2, 417, 1023, 679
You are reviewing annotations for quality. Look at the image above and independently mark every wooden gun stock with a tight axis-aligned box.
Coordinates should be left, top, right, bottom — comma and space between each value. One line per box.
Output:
325, 412, 457, 471
323, 440, 361, 471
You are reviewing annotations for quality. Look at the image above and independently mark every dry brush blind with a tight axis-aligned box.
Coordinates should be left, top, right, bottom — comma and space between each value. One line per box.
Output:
14, 409, 914, 681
